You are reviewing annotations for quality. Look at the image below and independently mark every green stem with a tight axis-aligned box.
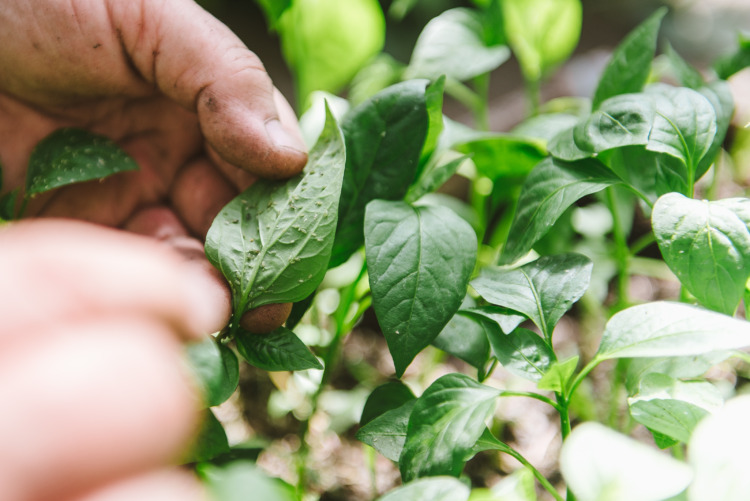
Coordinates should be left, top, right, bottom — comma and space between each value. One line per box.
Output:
629, 232, 656, 257
524, 77, 541, 117
499, 390, 564, 413
444, 79, 484, 119
566, 357, 603, 405
497, 443, 564, 501
606, 187, 630, 310
472, 73, 491, 131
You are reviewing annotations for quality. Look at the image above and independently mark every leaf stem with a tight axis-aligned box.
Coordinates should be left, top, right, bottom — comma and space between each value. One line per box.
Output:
605, 187, 630, 310
472, 73, 491, 131
498, 389, 563, 413
496, 442, 564, 501
565, 357, 603, 404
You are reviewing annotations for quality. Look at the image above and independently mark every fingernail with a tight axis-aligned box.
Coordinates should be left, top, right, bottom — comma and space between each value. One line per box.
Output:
265, 118, 307, 154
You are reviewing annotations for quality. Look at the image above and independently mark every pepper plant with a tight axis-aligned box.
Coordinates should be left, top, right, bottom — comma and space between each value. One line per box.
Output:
6, 1, 750, 500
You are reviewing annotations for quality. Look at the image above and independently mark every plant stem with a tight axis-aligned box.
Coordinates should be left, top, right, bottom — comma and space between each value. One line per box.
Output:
472, 73, 491, 131
605, 187, 630, 310
445, 79, 484, 120
524, 77, 541, 117
498, 390, 564, 413
497, 443, 564, 501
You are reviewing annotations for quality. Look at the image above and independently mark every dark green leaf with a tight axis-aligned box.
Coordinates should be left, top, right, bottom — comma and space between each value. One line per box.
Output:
469, 428, 513, 458
714, 32, 750, 80
360, 381, 416, 426
0, 188, 18, 221
235, 327, 322, 372
356, 400, 415, 462
502, 0, 582, 82
472, 253, 593, 338
186, 336, 239, 408
462, 305, 526, 334
26, 128, 138, 196
573, 94, 655, 154
205, 107, 345, 314
400, 374, 499, 481
376, 476, 470, 501
405, 8, 510, 81
592, 8, 666, 109
664, 43, 704, 90
432, 312, 492, 373
653, 193, 750, 315
199, 461, 296, 501
601, 146, 687, 204
487, 327, 554, 382
537, 356, 579, 392
548, 125, 591, 162
331, 80, 433, 267
500, 157, 622, 264
365, 200, 477, 376
420, 76, 446, 167
628, 373, 721, 443
596, 301, 750, 360
645, 84, 717, 177
185, 409, 230, 463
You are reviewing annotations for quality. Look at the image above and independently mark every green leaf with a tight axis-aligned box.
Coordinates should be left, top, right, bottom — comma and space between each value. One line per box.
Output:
360, 381, 416, 426
376, 476, 470, 501
513, 112, 580, 144
405, 8, 510, 82
185, 409, 230, 463
689, 395, 750, 501
433, 312, 492, 374
600, 146, 687, 204
560, 422, 692, 501
454, 134, 547, 183
664, 43, 704, 90
205, 107, 345, 315
253, 0, 292, 28
277, 0, 385, 105
537, 356, 579, 392
572, 94, 655, 154
591, 8, 666, 109
645, 84, 717, 178
356, 400, 415, 462
0, 188, 18, 221
500, 157, 622, 264
502, 0, 582, 82
462, 305, 526, 335
653, 193, 750, 315
406, 153, 470, 203
487, 327, 554, 382
596, 301, 750, 360
625, 352, 732, 394
472, 253, 593, 338
25, 128, 138, 196
331, 80, 433, 267
199, 461, 296, 501
628, 373, 722, 444
400, 374, 499, 481
186, 336, 239, 408
348, 53, 405, 107
714, 32, 750, 80
365, 200, 477, 377
420, 76, 446, 167
235, 327, 322, 372
482, 467, 537, 501
696, 81, 734, 180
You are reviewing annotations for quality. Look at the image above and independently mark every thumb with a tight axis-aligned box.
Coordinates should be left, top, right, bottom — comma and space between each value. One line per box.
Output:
110, 0, 307, 179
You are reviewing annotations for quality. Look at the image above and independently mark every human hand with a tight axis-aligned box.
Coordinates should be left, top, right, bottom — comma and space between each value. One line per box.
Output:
0, 0, 306, 331
0, 219, 230, 501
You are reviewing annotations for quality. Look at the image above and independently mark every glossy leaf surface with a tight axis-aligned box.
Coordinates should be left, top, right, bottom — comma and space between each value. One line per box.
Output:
332, 80, 434, 267
591, 8, 666, 109
360, 381, 415, 426
473, 253, 593, 337
400, 374, 499, 481
653, 193, 750, 315
487, 327, 554, 382
597, 301, 750, 360
365, 200, 477, 376
356, 400, 415, 462
235, 327, 322, 372
26, 128, 138, 196
433, 312, 492, 373
501, 157, 622, 264
186, 336, 239, 408
573, 94, 654, 154
186, 409, 230, 463
405, 8, 510, 81
205, 108, 345, 315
